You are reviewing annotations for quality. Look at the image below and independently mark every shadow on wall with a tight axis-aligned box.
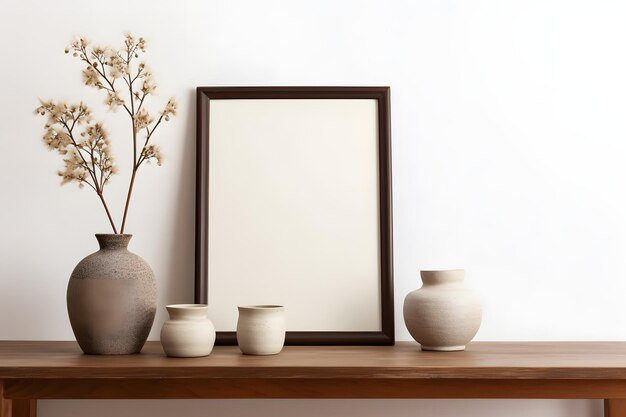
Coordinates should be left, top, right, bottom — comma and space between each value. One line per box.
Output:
39, 399, 603, 417
160, 87, 197, 308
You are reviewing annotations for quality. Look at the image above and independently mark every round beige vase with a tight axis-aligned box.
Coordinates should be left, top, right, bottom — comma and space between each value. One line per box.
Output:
236, 305, 286, 355
403, 269, 482, 351
160, 304, 216, 357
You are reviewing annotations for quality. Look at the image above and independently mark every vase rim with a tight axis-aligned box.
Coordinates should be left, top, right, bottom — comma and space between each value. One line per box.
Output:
95, 233, 133, 237
420, 269, 465, 284
238, 305, 284, 311
166, 304, 208, 310
95, 233, 133, 250
420, 268, 465, 273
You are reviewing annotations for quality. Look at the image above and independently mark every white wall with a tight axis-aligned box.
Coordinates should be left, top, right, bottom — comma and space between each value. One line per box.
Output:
1, 0, 625, 416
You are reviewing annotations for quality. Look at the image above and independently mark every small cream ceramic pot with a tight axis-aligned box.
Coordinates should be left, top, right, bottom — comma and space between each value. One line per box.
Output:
236, 305, 286, 355
403, 269, 482, 351
160, 304, 216, 357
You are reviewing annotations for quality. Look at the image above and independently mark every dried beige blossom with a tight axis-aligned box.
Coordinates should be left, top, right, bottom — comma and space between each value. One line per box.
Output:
137, 37, 146, 52
161, 98, 178, 121
140, 144, 163, 166
105, 91, 125, 110
59, 149, 90, 187
134, 108, 153, 130
37, 34, 176, 234
82, 66, 101, 88
43, 128, 72, 153
141, 76, 156, 96
107, 53, 126, 79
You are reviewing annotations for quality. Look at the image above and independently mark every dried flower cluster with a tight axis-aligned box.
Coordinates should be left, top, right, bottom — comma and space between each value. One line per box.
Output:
35, 34, 177, 233
35, 101, 117, 188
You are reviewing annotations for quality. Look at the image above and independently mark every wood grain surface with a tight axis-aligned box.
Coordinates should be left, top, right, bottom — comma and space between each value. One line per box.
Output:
1, 341, 626, 380
3, 342, 626, 416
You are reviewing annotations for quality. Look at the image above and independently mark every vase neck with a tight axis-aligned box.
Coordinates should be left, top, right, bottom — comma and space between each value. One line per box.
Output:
420, 269, 465, 286
166, 305, 209, 320
95, 234, 132, 250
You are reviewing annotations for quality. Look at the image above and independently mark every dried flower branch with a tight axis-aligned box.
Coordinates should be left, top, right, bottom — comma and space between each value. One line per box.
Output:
34, 100, 118, 232
36, 34, 177, 233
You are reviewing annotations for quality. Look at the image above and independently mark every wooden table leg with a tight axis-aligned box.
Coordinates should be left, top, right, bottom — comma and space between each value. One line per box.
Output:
1, 382, 36, 417
605, 399, 626, 417
1, 381, 10, 417
9, 400, 35, 417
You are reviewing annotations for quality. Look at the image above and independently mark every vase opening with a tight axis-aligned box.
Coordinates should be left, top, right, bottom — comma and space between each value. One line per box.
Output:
95, 234, 133, 250
420, 269, 465, 285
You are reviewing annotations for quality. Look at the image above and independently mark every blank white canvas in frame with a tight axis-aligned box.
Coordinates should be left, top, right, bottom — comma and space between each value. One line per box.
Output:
207, 99, 381, 332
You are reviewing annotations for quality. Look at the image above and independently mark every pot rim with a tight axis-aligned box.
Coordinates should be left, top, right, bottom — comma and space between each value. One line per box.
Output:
166, 304, 208, 310
238, 304, 284, 310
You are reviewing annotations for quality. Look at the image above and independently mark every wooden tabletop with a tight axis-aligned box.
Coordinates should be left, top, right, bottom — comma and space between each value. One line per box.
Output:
4, 341, 626, 410
2, 341, 626, 380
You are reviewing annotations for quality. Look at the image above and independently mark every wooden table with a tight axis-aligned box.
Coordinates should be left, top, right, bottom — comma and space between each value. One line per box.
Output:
2, 341, 626, 417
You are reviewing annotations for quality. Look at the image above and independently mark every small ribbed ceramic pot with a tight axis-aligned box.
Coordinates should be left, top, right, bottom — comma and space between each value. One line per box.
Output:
236, 305, 286, 355
403, 269, 482, 351
160, 304, 216, 357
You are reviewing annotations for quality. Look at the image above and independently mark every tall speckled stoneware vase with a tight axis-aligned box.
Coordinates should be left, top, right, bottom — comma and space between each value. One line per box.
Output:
67, 234, 157, 355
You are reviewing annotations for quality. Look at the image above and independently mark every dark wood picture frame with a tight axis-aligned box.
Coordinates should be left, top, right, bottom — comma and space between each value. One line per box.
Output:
195, 86, 394, 345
